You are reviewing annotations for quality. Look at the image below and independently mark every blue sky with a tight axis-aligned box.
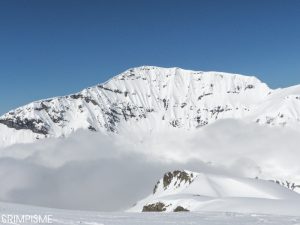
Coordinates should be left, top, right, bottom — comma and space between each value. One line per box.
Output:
1, 0, 300, 115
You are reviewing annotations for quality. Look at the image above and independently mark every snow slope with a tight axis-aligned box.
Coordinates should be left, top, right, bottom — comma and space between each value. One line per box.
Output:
1, 66, 300, 148
1, 201, 300, 225
130, 170, 300, 215
249, 84, 300, 126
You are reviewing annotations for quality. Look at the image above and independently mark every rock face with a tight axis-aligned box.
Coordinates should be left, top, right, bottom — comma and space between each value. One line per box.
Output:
129, 170, 300, 213
1, 66, 300, 148
160, 170, 194, 192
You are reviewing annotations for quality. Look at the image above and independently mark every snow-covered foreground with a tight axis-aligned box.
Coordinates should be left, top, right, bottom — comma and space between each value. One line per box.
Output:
1, 202, 300, 225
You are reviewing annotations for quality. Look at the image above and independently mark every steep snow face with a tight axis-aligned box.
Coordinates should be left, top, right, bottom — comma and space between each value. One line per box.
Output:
129, 170, 300, 215
0, 66, 299, 147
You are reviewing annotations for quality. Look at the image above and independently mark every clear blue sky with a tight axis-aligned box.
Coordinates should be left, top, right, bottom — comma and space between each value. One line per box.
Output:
1, 0, 300, 115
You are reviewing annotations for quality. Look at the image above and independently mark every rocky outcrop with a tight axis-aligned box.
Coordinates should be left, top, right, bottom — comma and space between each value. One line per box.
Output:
142, 202, 168, 212
163, 170, 194, 189
173, 206, 189, 212
271, 180, 300, 192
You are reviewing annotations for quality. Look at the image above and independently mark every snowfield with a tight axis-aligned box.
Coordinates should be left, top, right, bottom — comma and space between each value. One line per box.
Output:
1, 202, 300, 225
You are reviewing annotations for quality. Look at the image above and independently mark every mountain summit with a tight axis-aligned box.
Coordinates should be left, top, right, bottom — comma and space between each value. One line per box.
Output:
1, 66, 300, 147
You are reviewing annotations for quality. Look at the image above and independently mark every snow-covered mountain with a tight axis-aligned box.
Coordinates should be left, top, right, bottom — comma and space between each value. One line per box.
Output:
129, 170, 300, 215
1, 66, 300, 147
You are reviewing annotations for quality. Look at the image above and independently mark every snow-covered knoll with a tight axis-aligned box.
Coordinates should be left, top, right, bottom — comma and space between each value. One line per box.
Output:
1, 66, 300, 148
130, 170, 300, 215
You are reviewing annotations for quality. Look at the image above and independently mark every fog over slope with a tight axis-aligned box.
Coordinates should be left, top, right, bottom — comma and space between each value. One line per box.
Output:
0, 119, 300, 211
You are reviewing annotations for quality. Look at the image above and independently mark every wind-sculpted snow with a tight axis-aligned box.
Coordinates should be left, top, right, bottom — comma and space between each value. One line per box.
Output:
2, 66, 300, 147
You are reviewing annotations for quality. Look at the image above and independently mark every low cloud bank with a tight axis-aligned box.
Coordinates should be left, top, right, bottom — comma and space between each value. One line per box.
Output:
0, 119, 300, 211
0, 131, 220, 211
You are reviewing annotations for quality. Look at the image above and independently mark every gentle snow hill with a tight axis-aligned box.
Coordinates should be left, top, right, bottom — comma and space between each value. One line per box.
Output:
1, 66, 300, 148
129, 170, 300, 216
